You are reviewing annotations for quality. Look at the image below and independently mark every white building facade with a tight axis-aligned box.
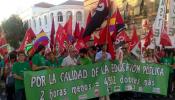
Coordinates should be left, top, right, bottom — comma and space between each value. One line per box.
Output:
19, 0, 84, 37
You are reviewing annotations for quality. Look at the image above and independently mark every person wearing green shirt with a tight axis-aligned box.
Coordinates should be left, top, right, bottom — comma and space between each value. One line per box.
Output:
32, 45, 48, 71
78, 48, 92, 65
160, 52, 173, 65
12, 51, 31, 100
46, 52, 60, 68
160, 51, 174, 98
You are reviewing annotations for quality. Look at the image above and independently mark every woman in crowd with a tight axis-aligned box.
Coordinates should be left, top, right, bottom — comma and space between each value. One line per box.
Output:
46, 52, 60, 68
31, 45, 49, 71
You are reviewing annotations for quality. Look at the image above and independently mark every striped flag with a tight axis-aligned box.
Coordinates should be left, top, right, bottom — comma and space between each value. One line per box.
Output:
34, 31, 49, 48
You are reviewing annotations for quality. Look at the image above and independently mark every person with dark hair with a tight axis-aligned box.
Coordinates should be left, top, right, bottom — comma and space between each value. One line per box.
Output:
31, 45, 48, 71
88, 46, 97, 63
4, 52, 17, 100
12, 51, 31, 100
160, 50, 174, 98
95, 45, 111, 62
78, 48, 92, 65
46, 52, 60, 68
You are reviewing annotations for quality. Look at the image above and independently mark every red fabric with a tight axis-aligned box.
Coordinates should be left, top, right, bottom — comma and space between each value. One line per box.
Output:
50, 18, 55, 51
74, 22, 80, 39
74, 39, 86, 51
19, 28, 35, 51
116, 9, 124, 24
160, 30, 172, 46
80, 27, 85, 39
95, 26, 115, 60
128, 26, 139, 52
64, 16, 72, 37
86, 12, 92, 28
107, 32, 115, 60
99, 27, 108, 45
144, 28, 153, 48
55, 24, 67, 49
0, 37, 8, 56
116, 30, 130, 43
94, 35, 99, 46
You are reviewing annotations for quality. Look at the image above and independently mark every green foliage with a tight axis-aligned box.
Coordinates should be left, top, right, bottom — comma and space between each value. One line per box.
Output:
1, 15, 28, 49
0, 26, 2, 33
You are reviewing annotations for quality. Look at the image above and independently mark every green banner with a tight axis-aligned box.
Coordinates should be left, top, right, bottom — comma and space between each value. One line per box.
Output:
24, 60, 171, 100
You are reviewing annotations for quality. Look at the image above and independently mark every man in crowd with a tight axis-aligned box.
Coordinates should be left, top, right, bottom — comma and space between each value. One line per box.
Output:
61, 46, 77, 67
78, 48, 92, 65
95, 45, 111, 62
12, 51, 31, 100
95, 45, 111, 100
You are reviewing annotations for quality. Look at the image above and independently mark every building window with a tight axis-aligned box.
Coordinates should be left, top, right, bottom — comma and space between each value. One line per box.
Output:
57, 12, 63, 22
50, 13, 54, 20
76, 11, 82, 22
33, 19, 36, 28
44, 15, 47, 25
66, 11, 72, 20
39, 18, 42, 26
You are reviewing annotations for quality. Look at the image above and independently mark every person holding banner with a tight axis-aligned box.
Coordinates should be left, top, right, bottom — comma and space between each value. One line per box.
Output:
12, 51, 31, 100
31, 45, 49, 71
78, 48, 92, 65
160, 51, 174, 98
61, 46, 78, 67
46, 52, 60, 68
95, 45, 111, 100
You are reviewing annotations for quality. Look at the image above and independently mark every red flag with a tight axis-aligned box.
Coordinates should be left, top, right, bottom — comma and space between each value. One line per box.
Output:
50, 18, 55, 51
64, 16, 73, 42
107, 32, 115, 60
55, 24, 67, 48
0, 37, 8, 56
128, 26, 139, 52
116, 31, 130, 43
83, 0, 109, 38
144, 28, 153, 48
74, 39, 86, 51
19, 28, 35, 51
99, 27, 108, 45
94, 35, 99, 46
97, 26, 116, 59
86, 12, 92, 28
109, 9, 125, 33
160, 29, 172, 46
73, 22, 80, 39
80, 27, 85, 38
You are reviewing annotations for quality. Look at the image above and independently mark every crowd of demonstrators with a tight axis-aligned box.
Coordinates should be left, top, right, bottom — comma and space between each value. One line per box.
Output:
0, 43, 175, 100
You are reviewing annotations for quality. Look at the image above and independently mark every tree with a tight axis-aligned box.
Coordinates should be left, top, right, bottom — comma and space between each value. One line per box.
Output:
0, 26, 2, 33
1, 15, 28, 49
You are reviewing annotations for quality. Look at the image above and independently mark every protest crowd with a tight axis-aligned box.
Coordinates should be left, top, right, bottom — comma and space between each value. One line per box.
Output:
0, 0, 175, 100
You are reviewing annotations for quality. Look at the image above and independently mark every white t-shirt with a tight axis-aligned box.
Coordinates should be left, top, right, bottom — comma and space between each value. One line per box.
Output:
95, 51, 111, 62
61, 55, 77, 67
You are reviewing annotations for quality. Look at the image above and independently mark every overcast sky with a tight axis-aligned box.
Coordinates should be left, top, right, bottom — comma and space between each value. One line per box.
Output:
0, 0, 83, 23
